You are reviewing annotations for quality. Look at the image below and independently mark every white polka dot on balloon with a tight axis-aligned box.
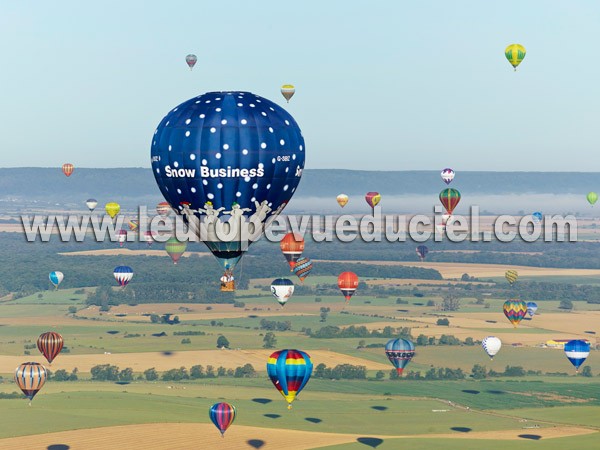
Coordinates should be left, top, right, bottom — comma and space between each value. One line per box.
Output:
237, 103, 243, 107
168, 145, 172, 151
269, 127, 274, 133
203, 180, 208, 186
261, 143, 267, 149
205, 100, 211, 104
299, 145, 303, 150
210, 127, 216, 133
216, 108, 221, 112
251, 197, 256, 202
292, 154, 296, 160
177, 189, 182, 194
207, 193, 214, 199
156, 168, 160, 174
191, 187, 196, 193
199, 114, 205, 119
285, 120, 290, 125
236, 192, 242, 197
216, 153, 221, 159
285, 167, 289, 173
242, 149, 248, 155
185, 119, 191, 125
202, 159, 207, 165
190, 154, 196, 160
252, 183, 258, 189
283, 185, 288, 191
185, 131, 190, 137
261, 112, 267, 117
217, 183, 223, 189
223, 144, 229, 150
266, 184, 271, 189
241, 119, 247, 125
280, 139, 285, 145
250, 103, 255, 108
174, 161, 179, 168
221, 119, 227, 125
272, 158, 276, 164
258, 163, 264, 169
244, 176, 251, 182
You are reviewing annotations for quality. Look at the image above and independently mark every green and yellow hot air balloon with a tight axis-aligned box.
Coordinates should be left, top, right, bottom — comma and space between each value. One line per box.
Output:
165, 237, 187, 265
587, 192, 598, 206
505, 44, 526, 71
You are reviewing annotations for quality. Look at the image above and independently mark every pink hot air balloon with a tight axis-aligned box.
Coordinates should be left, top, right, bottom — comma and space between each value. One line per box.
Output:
185, 54, 197, 70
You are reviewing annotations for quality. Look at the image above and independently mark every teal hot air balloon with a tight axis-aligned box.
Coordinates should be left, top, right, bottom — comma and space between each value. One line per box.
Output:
49, 271, 64, 290
385, 338, 415, 376
267, 349, 313, 409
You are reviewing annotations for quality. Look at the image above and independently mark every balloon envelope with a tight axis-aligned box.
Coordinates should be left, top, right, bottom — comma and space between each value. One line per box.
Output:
86, 199, 98, 211
293, 257, 312, 282
505, 270, 518, 286
338, 271, 358, 302
271, 278, 295, 306
267, 349, 313, 408
336, 194, 349, 208
49, 271, 64, 288
281, 84, 295, 102
165, 237, 187, 264
526, 301, 538, 317
532, 212, 542, 223
14, 362, 47, 402
156, 202, 172, 217
37, 332, 64, 364
440, 168, 455, 185
62, 163, 74, 177
385, 338, 415, 375
439, 188, 460, 215
503, 299, 527, 327
114, 266, 133, 287
482, 336, 502, 359
365, 192, 381, 209
564, 340, 590, 371
505, 44, 526, 70
209, 402, 236, 436
416, 245, 429, 261
185, 54, 197, 70
280, 233, 305, 270
587, 192, 598, 205
105, 202, 120, 219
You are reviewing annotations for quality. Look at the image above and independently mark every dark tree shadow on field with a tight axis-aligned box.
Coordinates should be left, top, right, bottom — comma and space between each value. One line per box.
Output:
486, 390, 506, 395
397, 309, 409, 313
485, 320, 497, 323
450, 427, 472, 433
371, 406, 388, 411
247, 439, 266, 449
252, 398, 272, 405
519, 434, 542, 440
106, 330, 119, 334
357, 437, 384, 448
115, 381, 130, 385
162, 351, 174, 356
263, 414, 281, 419
305, 417, 322, 424
462, 390, 480, 394
48, 446, 70, 450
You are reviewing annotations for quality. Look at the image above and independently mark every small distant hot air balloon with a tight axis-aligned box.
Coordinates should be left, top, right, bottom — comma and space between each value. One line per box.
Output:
532, 212, 542, 224
15, 362, 47, 404
482, 336, 502, 360
86, 199, 98, 212
293, 257, 312, 282
505, 44, 526, 71
526, 301, 538, 317
105, 202, 120, 219
281, 84, 295, 103
156, 202, 172, 217
505, 270, 518, 286
165, 237, 187, 264
271, 278, 295, 307
385, 338, 415, 376
114, 266, 133, 288
185, 54, 197, 70
49, 271, 64, 290
144, 231, 154, 246
118, 229, 128, 247
37, 332, 63, 365
267, 349, 313, 409
336, 194, 349, 208
338, 272, 358, 302
440, 168, 455, 185
564, 340, 590, 373
128, 219, 139, 232
62, 163, 74, 177
503, 299, 527, 328
439, 188, 460, 215
365, 192, 381, 212
209, 402, 236, 437
416, 245, 429, 261
587, 192, 598, 206
280, 233, 305, 270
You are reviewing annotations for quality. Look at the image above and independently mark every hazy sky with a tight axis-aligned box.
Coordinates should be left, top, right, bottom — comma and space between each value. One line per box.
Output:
2, 1, 600, 170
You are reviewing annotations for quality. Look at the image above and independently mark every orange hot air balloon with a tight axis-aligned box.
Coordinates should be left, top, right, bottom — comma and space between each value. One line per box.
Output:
62, 163, 74, 177
338, 271, 359, 302
280, 233, 305, 270
365, 192, 381, 210
37, 332, 64, 364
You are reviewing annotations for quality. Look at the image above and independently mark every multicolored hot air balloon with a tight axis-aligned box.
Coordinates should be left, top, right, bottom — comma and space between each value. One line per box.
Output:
151, 92, 305, 291
439, 188, 460, 215
532, 212, 542, 224
526, 301, 538, 317
338, 271, 358, 302
281, 84, 295, 103
128, 219, 139, 232
62, 163, 74, 177
440, 168, 455, 185
86, 199, 98, 212
505, 270, 518, 286
482, 336, 502, 360
49, 271, 64, 290
37, 332, 63, 365
114, 266, 133, 287
15, 362, 47, 404
503, 299, 527, 328
587, 192, 598, 206
165, 237, 187, 264
209, 402, 236, 437
365, 192, 381, 211
144, 230, 154, 246
185, 54, 197, 70
271, 278, 295, 307
336, 194, 349, 208
416, 245, 429, 261
267, 349, 313, 409
280, 233, 305, 270
156, 202, 172, 217
385, 338, 415, 376
505, 44, 526, 71
293, 257, 313, 282
118, 229, 128, 247
564, 340, 590, 373
105, 202, 120, 219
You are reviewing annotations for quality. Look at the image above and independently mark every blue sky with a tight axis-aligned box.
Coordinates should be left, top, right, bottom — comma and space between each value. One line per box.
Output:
1, 1, 600, 170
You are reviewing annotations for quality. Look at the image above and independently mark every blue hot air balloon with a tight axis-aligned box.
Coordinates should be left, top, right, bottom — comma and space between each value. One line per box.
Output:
151, 91, 305, 290
532, 212, 542, 223
564, 340, 590, 373
526, 301, 538, 317
385, 338, 415, 376
49, 271, 64, 289
416, 245, 429, 261
113, 266, 133, 288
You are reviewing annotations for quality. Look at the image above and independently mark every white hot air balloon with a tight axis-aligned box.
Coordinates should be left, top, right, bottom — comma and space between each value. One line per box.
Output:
86, 198, 98, 212
482, 336, 502, 360
270, 278, 295, 307
441, 168, 455, 185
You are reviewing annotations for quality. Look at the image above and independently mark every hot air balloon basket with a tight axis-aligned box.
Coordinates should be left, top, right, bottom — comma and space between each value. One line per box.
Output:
221, 281, 235, 292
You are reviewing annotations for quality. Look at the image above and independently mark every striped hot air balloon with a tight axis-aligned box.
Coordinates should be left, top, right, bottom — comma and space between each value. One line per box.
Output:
281, 84, 295, 103
338, 271, 358, 302
439, 188, 460, 215
503, 299, 527, 328
37, 332, 64, 364
280, 233, 305, 270
209, 402, 236, 436
15, 362, 47, 404
62, 163, 74, 177
505, 270, 518, 286
564, 340, 590, 373
482, 336, 502, 360
267, 349, 313, 409
292, 257, 312, 282
156, 202, 172, 217
114, 266, 133, 287
505, 44, 526, 71
385, 338, 415, 376
165, 237, 187, 264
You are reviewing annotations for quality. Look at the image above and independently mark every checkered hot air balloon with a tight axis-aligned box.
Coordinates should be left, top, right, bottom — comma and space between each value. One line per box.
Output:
564, 340, 590, 373
209, 402, 236, 437
14, 362, 47, 404
503, 299, 527, 328
267, 349, 313, 409
37, 332, 64, 364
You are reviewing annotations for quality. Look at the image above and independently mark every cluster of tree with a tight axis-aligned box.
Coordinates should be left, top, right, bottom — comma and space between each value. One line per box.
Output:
91, 364, 135, 382
145, 363, 257, 381
402, 367, 466, 380
150, 313, 180, 324
173, 330, 206, 336
48, 368, 79, 381
415, 334, 474, 346
262, 332, 277, 349
469, 364, 594, 379
259, 319, 292, 331
313, 363, 367, 380
307, 325, 412, 340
